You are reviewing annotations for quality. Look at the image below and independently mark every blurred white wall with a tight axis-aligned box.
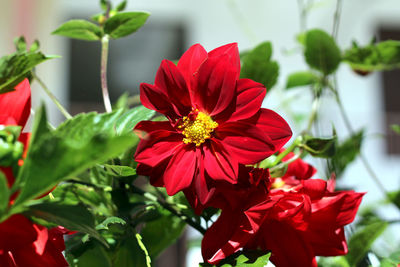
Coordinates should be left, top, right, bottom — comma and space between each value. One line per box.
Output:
1, 0, 399, 265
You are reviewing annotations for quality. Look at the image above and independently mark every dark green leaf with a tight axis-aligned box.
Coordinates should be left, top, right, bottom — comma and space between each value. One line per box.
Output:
0, 172, 9, 216
13, 110, 136, 205
113, 233, 148, 267
302, 135, 336, 158
100, 0, 110, 11
104, 12, 150, 39
141, 210, 186, 258
26, 203, 108, 247
104, 164, 136, 177
96, 216, 126, 230
286, 71, 319, 89
76, 242, 111, 267
304, 29, 341, 75
200, 250, 271, 267
391, 124, 400, 135
14, 36, 27, 53
0, 52, 56, 94
240, 41, 279, 90
343, 40, 400, 72
52, 20, 103, 41
387, 190, 400, 210
329, 130, 364, 178
116, 0, 127, 11
115, 105, 155, 135
346, 219, 388, 266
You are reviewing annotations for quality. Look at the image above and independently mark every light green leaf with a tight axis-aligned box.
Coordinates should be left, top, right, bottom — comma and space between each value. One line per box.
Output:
136, 233, 151, 267
391, 124, 400, 135
13, 109, 136, 205
104, 12, 150, 39
13, 36, 27, 53
96, 216, 126, 230
115, 105, 155, 135
240, 41, 279, 90
346, 220, 388, 266
52, 19, 103, 41
286, 71, 319, 89
116, 0, 127, 11
104, 164, 136, 177
0, 172, 9, 216
26, 203, 108, 247
200, 251, 271, 267
304, 29, 341, 75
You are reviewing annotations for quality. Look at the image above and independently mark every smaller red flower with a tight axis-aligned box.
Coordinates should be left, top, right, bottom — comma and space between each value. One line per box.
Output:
201, 157, 364, 267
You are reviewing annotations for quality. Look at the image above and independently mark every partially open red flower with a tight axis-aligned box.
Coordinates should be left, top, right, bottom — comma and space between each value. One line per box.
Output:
135, 43, 292, 201
202, 159, 364, 267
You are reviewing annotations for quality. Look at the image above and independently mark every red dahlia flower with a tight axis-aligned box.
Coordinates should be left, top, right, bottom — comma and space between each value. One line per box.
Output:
134, 43, 292, 201
202, 159, 364, 267
0, 79, 68, 267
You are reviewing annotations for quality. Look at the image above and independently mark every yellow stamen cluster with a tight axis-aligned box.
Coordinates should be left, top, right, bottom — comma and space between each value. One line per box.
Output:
179, 111, 218, 146
271, 178, 285, 189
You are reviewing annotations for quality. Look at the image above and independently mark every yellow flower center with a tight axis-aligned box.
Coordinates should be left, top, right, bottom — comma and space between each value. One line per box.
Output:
178, 110, 218, 147
271, 178, 285, 189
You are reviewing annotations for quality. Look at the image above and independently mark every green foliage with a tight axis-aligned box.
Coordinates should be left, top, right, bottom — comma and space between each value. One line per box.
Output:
104, 164, 136, 177
115, 105, 155, 135
116, 0, 127, 12
318, 256, 350, 267
0, 172, 9, 216
52, 20, 103, 41
13, 107, 137, 206
346, 219, 388, 266
26, 203, 108, 247
387, 190, 400, 210
0, 49, 56, 94
0, 126, 23, 166
301, 135, 336, 158
140, 209, 186, 258
75, 242, 112, 267
343, 40, 400, 72
304, 29, 341, 75
240, 41, 279, 90
96, 217, 126, 230
200, 251, 271, 267
113, 234, 149, 267
286, 71, 319, 89
104, 12, 150, 39
391, 124, 400, 135
329, 130, 364, 178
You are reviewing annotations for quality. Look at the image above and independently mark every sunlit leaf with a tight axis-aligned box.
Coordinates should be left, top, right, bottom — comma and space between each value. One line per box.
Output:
104, 12, 150, 39
52, 20, 103, 41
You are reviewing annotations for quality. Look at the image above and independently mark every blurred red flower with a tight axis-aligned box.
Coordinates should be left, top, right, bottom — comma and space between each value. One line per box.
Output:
135, 43, 292, 202
201, 155, 364, 267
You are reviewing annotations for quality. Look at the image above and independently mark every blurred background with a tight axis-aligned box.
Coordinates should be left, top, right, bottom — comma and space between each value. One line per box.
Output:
1, 0, 399, 266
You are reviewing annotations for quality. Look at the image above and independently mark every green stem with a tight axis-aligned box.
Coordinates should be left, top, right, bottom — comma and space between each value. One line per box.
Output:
131, 186, 206, 235
101, 35, 112, 113
266, 136, 303, 168
32, 72, 72, 120
332, 0, 343, 40
307, 97, 320, 132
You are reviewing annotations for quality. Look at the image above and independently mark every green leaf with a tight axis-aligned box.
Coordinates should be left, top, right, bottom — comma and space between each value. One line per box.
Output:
140, 210, 186, 258
329, 130, 364, 178
286, 71, 319, 89
96, 216, 126, 230
346, 219, 388, 266
391, 124, 400, 135
26, 203, 108, 247
52, 20, 103, 41
76, 242, 112, 267
104, 12, 150, 39
100, 0, 110, 11
387, 190, 400, 210
13, 109, 137, 205
302, 135, 336, 158
0, 172, 9, 216
318, 256, 350, 267
104, 164, 136, 177
30, 40, 40, 52
135, 233, 151, 267
0, 52, 56, 94
304, 29, 341, 75
240, 41, 279, 90
116, 0, 127, 11
200, 250, 271, 267
113, 233, 149, 267
343, 40, 400, 72
14, 36, 27, 53
115, 105, 155, 135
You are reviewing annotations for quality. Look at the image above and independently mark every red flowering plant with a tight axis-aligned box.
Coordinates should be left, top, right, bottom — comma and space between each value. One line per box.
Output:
1, 1, 400, 267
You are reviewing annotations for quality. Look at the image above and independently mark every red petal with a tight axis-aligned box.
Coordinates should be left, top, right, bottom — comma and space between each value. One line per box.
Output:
177, 44, 208, 87
224, 78, 266, 122
208, 43, 240, 80
163, 145, 197, 195
302, 179, 328, 200
216, 122, 275, 164
0, 78, 31, 127
203, 141, 238, 183
252, 109, 292, 152
306, 225, 348, 256
283, 152, 317, 180
0, 215, 37, 249
193, 55, 237, 116
134, 121, 183, 167
154, 60, 191, 116
140, 83, 178, 119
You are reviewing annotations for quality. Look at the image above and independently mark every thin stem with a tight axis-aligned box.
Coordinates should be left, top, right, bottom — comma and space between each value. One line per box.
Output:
297, 0, 306, 32
267, 136, 303, 168
332, 0, 343, 40
332, 79, 389, 198
227, 0, 258, 44
101, 35, 112, 113
131, 185, 207, 235
32, 72, 72, 120
307, 97, 320, 132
